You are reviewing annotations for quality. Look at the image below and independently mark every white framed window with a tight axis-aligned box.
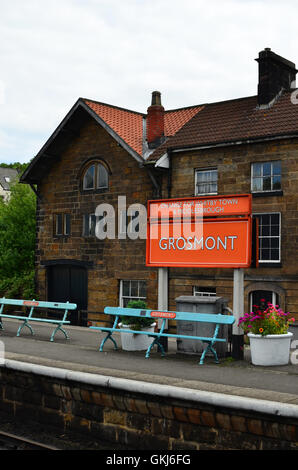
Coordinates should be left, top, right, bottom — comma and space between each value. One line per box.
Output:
195, 168, 218, 195
54, 214, 71, 236
83, 213, 104, 237
253, 213, 281, 263
193, 286, 216, 297
119, 280, 147, 307
251, 161, 281, 193
83, 162, 109, 191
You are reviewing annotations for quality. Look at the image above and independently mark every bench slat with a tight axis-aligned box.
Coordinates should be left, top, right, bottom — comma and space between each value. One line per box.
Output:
90, 326, 226, 343
104, 306, 235, 325
0, 316, 71, 325
0, 298, 77, 310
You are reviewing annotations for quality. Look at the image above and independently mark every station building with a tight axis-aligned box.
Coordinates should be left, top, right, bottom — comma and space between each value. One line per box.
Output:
21, 48, 298, 326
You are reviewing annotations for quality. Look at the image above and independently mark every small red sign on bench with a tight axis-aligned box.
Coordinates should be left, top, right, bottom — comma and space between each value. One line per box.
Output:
150, 311, 176, 319
23, 301, 39, 307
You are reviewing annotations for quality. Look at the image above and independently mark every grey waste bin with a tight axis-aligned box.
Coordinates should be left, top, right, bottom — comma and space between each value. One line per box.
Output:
175, 296, 230, 358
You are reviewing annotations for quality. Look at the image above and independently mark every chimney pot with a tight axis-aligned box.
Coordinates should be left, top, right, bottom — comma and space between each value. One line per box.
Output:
151, 91, 162, 106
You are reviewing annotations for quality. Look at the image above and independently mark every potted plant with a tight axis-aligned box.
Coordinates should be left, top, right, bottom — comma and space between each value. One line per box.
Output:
238, 301, 295, 366
119, 300, 156, 351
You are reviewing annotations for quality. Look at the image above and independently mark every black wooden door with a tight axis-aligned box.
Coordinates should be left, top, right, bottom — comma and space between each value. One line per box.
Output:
47, 265, 88, 325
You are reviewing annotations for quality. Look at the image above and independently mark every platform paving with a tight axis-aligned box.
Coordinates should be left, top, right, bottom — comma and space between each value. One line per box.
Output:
1, 318, 298, 406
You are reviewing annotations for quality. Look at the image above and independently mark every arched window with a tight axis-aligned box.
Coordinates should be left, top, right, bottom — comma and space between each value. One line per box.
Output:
82, 162, 109, 191
245, 282, 285, 313
250, 290, 279, 312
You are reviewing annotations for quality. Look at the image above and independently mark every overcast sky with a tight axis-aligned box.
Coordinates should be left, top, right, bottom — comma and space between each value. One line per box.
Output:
1, 0, 298, 164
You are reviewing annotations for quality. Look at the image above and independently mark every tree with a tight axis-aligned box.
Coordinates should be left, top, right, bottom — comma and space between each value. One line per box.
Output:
0, 161, 30, 173
0, 179, 36, 298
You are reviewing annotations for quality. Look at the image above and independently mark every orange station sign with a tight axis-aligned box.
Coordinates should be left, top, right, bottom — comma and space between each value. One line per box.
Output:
146, 194, 253, 268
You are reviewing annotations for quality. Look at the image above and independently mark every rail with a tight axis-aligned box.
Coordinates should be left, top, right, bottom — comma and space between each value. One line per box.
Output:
0, 429, 59, 450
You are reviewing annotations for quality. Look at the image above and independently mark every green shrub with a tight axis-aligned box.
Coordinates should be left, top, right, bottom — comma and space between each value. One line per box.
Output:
121, 300, 154, 330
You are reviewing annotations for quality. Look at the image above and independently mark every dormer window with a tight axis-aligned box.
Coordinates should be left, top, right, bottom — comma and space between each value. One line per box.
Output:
82, 161, 109, 191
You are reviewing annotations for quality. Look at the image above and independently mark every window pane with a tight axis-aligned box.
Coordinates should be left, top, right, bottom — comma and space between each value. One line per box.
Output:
271, 249, 280, 260
83, 214, 89, 236
271, 226, 279, 236
130, 281, 138, 297
90, 214, 96, 236
205, 171, 214, 182
64, 214, 71, 235
271, 213, 280, 225
196, 171, 205, 182
260, 214, 270, 225
272, 161, 281, 175
263, 162, 272, 176
272, 175, 281, 190
122, 280, 130, 297
252, 163, 262, 177
139, 281, 146, 298
56, 214, 63, 235
83, 165, 95, 189
261, 248, 270, 260
194, 286, 216, 297
252, 177, 262, 192
263, 176, 271, 191
123, 298, 131, 307
271, 238, 279, 248
97, 164, 108, 189
261, 225, 270, 236
261, 238, 270, 248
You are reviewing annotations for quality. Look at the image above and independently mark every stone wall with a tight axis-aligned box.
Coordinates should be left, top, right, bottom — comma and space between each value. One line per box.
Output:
35, 117, 158, 321
0, 361, 297, 450
164, 138, 298, 317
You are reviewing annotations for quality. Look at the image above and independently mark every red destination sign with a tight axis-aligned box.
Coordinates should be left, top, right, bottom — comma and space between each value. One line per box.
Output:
146, 194, 252, 269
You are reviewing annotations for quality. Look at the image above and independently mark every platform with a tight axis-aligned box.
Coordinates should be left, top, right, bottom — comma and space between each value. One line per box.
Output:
1, 318, 298, 406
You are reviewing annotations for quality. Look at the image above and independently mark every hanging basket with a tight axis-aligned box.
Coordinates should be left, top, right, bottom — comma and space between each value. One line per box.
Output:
248, 332, 293, 366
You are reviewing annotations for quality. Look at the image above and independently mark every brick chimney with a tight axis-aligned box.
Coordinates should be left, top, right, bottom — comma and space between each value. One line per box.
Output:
256, 48, 297, 106
146, 91, 165, 149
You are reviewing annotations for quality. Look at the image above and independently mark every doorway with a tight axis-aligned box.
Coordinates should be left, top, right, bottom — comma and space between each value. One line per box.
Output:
47, 264, 88, 325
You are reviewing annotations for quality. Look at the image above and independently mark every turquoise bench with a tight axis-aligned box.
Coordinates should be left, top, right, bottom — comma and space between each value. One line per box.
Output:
0, 298, 77, 342
89, 306, 235, 365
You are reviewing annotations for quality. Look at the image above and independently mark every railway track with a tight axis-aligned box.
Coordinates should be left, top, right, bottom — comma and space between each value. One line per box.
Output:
0, 430, 59, 450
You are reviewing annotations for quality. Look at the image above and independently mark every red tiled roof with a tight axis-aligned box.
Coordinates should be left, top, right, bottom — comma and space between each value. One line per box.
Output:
83, 99, 203, 157
148, 91, 298, 161
84, 99, 144, 156
164, 106, 204, 136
